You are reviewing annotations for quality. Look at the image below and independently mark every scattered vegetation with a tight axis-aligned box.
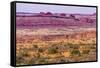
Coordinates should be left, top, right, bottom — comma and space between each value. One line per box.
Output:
16, 30, 96, 65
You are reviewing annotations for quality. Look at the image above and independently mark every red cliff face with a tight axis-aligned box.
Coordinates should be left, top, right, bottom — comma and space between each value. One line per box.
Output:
79, 17, 96, 23
16, 13, 96, 28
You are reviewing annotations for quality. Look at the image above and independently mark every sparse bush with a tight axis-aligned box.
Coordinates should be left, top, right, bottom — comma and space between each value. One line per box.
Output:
71, 49, 81, 56
60, 59, 66, 63
33, 44, 38, 48
28, 58, 37, 64
16, 56, 24, 65
55, 46, 59, 49
37, 58, 48, 64
73, 45, 79, 49
69, 45, 73, 48
35, 53, 41, 58
22, 52, 29, 57
82, 50, 90, 54
90, 46, 96, 49
38, 48, 44, 52
48, 48, 58, 54
67, 43, 73, 48
67, 42, 73, 45
20, 49, 30, 57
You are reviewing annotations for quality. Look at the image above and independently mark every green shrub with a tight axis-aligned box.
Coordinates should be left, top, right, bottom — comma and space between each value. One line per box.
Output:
48, 48, 58, 54
71, 49, 81, 56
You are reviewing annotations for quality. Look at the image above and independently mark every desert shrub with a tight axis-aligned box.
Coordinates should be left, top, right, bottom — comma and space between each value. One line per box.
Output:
60, 59, 66, 63
34, 53, 41, 58
71, 49, 81, 56
67, 42, 73, 45
21, 50, 30, 57
82, 50, 90, 54
55, 46, 59, 49
90, 46, 96, 49
69, 45, 73, 49
22, 52, 29, 57
38, 59, 45, 63
48, 48, 58, 54
37, 58, 48, 64
16, 56, 24, 65
73, 45, 79, 49
92, 40, 95, 43
68, 43, 79, 49
63, 44, 69, 48
27, 58, 37, 64
38, 48, 44, 52
18, 49, 30, 57
33, 44, 38, 48
67, 43, 74, 48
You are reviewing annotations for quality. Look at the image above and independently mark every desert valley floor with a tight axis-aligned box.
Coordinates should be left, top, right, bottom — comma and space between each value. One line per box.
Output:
16, 13, 96, 65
